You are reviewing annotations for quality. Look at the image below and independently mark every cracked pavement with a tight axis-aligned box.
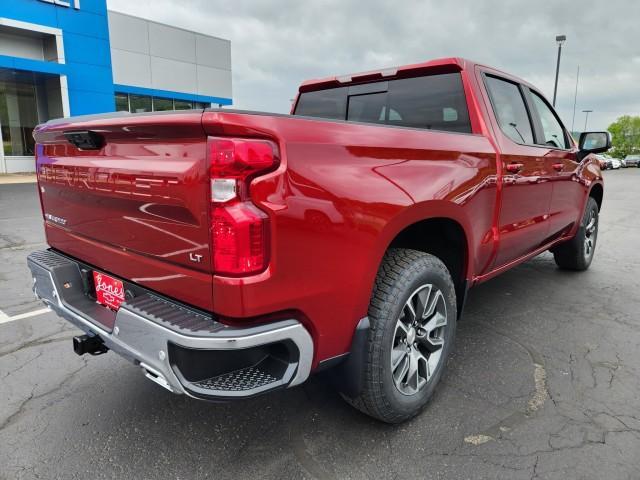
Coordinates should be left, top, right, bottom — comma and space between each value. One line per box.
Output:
1, 170, 639, 479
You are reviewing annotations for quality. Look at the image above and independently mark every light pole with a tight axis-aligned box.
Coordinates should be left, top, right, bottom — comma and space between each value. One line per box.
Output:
571, 65, 580, 133
552, 34, 566, 107
582, 110, 593, 131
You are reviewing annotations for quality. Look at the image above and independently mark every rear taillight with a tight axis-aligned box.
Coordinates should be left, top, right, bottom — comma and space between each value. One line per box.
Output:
208, 137, 278, 276
212, 202, 269, 274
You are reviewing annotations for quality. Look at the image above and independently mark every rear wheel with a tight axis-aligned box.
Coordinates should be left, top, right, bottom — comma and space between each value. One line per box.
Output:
552, 197, 599, 271
343, 248, 457, 423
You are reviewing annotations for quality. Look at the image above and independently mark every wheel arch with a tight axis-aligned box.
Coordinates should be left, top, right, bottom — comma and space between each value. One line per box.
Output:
372, 201, 475, 319
388, 217, 470, 318
589, 182, 604, 211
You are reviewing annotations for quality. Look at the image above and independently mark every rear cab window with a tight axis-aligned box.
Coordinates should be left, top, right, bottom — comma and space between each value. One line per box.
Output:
294, 88, 347, 120
294, 72, 472, 134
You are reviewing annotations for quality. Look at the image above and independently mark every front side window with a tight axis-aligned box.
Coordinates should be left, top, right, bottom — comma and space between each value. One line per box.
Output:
294, 73, 472, 133
530, 91, 568, 149
485, 76, 534, 144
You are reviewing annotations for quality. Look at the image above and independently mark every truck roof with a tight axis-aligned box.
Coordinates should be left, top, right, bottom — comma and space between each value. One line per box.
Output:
297, 57, 532, 93
298, 57, 468, 92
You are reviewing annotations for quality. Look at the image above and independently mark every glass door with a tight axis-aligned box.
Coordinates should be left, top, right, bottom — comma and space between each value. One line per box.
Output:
0, 79, 39, 157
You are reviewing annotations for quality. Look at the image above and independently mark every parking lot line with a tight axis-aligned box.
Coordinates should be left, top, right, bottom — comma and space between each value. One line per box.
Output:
0, 308, 51, 325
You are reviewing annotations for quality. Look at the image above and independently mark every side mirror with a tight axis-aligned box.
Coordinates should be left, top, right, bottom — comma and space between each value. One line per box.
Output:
578, 131, 611, 160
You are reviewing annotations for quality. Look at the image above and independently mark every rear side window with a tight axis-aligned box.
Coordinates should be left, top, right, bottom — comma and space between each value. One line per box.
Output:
294, 73, 472, 133
485, 76, 534, 144
530, 91, 569, 149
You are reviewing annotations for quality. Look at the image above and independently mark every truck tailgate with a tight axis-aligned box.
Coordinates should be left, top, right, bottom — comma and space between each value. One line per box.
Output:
33, 111, 213, 311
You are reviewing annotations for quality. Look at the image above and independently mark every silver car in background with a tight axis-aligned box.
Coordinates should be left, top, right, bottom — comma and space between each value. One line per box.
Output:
624, 154, 640, 167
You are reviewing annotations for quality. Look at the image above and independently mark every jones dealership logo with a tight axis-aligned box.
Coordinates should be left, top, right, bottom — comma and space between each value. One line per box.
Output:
39, 0, 81, 9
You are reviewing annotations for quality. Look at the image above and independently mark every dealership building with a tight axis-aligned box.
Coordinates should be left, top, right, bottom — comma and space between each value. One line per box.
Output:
0, 0, 232, 173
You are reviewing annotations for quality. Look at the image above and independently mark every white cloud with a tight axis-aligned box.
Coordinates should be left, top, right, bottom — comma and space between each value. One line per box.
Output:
107, 0, 640, 130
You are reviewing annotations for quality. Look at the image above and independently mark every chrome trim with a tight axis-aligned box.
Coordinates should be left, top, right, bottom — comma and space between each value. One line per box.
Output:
140, 362, 174, 392
27, 251, 313, 396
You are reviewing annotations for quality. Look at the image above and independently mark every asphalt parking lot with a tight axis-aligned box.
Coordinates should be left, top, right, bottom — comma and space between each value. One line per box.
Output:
1, 169, 639, 480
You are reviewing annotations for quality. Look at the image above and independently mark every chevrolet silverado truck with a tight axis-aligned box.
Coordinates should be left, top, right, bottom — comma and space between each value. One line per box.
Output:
28, 58, 610, 423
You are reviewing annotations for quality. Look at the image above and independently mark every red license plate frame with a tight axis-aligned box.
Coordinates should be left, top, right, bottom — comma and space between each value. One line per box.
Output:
93, 271, 125, 311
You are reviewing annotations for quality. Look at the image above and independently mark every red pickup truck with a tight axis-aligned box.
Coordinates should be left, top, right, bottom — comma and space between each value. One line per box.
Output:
28, 57, 610, 423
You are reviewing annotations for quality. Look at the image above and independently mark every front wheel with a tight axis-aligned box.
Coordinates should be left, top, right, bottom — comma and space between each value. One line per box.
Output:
342, 248, 457, 423
552, 197, 599, 270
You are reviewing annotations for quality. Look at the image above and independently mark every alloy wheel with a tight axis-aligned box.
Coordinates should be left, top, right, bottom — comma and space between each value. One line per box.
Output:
584, 209, 598, 259
391, 284, 448, 396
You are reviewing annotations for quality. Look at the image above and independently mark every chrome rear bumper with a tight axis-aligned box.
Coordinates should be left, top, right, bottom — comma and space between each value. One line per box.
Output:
27, 250, 313, 399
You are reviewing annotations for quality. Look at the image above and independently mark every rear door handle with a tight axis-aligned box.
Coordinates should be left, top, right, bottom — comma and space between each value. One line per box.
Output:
506, 163, 524, 173
552, 163, 564, 172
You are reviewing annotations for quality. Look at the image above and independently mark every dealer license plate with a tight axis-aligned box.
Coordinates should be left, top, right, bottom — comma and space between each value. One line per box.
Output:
93, 271, 125, 310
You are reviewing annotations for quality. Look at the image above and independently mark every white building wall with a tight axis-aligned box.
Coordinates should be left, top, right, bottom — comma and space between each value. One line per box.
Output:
107, 11, 232, 100
0, 31, 45, 60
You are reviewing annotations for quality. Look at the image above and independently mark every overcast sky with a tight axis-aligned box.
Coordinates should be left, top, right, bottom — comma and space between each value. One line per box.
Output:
108, 0, 639, 131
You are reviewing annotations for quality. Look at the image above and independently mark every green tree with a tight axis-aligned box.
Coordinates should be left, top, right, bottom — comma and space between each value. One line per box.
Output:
608, 115, 640, 158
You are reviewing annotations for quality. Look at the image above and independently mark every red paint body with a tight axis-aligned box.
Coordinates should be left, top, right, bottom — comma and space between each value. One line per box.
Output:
33, 58, 603, 369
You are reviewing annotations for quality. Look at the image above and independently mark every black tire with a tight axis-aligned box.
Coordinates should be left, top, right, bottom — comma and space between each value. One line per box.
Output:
552, 197, 599, 271
343, 248, 457, 424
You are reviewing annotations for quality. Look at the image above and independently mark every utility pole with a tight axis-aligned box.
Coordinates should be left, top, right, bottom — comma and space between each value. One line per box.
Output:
571, 65, 580, 133
552, 35, 566, 107
582, 110, 593, 132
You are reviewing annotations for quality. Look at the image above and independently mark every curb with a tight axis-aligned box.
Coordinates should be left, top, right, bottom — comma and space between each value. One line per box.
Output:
0, 174, 38, 185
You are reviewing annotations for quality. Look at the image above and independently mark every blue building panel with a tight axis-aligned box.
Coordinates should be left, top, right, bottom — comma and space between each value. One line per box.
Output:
61, 0, 109, 16
63, 33, 112, 67
54, 7, 110, 39
68, 90, 118, 116
65, 64, 115, 95
1, 0, 232, 120
2, 0, 115, 116
0, 55, 67, 76
1, 1, 60, 26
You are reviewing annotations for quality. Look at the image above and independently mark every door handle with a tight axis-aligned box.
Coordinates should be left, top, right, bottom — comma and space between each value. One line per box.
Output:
506, 163, 524, 173
552, 163, 564, 172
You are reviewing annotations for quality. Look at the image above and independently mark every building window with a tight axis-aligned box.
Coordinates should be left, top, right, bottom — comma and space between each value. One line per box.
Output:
0, 80, 38, 156
115, 93, 129, 112
152, 97, 173, 111
129, 94, 152, 113
193, 101, 211, 109
174, 100, 193, 110
115, 93, 213, 113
